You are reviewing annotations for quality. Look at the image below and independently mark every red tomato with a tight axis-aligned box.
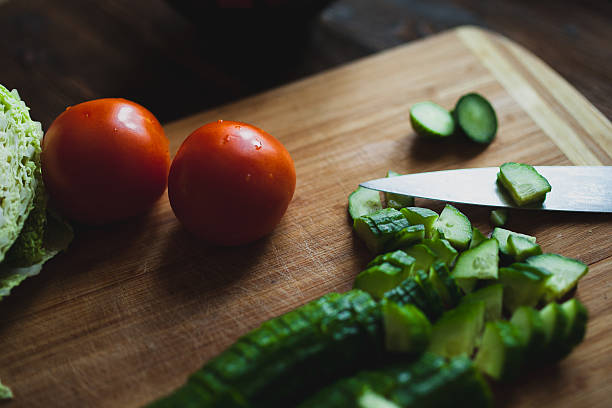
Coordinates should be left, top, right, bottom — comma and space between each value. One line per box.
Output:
168, 120, 296, 246
41, 98, 170, 224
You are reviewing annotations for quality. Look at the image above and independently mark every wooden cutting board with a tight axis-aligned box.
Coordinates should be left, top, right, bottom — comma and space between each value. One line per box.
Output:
1, 26, 611, 408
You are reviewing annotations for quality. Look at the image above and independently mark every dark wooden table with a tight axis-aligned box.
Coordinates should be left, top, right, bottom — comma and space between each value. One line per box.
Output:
1, 0, 610, 130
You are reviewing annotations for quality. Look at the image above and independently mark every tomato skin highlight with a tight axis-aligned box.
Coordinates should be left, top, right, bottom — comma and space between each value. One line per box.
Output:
168, 120, 296, 246
41, 98, 170, 224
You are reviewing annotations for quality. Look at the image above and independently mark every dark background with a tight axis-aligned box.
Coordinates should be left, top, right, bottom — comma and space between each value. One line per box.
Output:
1, 0, 610, 129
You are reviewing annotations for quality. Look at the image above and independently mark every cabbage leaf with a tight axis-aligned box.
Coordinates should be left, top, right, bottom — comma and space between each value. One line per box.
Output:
0, 84, 44, 262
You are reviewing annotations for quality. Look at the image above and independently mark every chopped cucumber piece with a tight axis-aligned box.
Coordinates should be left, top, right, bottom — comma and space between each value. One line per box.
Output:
358, 391, 400, 408
526, 254, 588, 302
354, 208, 410, 253
388, 225, 425, 251
510, 306, 546, 358
383, 278, 432, 319
490, 209, 508, 227
403, 244, 437, 273
410, 101, 455, 139
455, 278, 477, 294
354, 217, 384, 253
300, 354, 493, 408
368, 250, 416, 271
385, 171, 414, 209
382, 301, 432, 354
498, 162, 551, 206
349, 186, 383, 220
400, 207, 439, 239
539, 302, 569, 362
498, 267, 549, 313
560, 298, 588, 352
460, 284, 503, 322
491, 227, 536, 257
428, 262, 462, 309
391, 355, 493, 408
0, 381, 12, 400
453, 93, 497, 144
435, 204, 472, 250
422, 238, 458, 267
451, 238, 499, 280
508, 235, 542, 262
469, 227, 487, 249
428, 301, 485, 358
474, 321, 524, 381
414, 269, 445, 321
354, 263, 409, 300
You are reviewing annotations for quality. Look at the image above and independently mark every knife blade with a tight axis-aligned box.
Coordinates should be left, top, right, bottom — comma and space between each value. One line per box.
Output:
359, 166, 612, 213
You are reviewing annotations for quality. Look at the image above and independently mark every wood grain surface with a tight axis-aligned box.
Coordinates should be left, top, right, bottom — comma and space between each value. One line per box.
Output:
1, 26, 611, 407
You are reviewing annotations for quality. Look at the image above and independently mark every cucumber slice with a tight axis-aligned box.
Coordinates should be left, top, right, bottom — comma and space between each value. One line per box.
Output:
491, 227, 536, 257
382, 301, 432, 354
498, 162, 552, 206
349, 186, 383, 220
422, 238, 458, 267
451, 238, 499, 280
354, 208, 410, 253
388, 225, 425, 251
490, 209, 508, 227
560, 298, 588, 351
510, 306, 546, 358
435, 204, 472, 250
385, 171, 415, 209
358, 391, 400, 408
473, 321, 524, 381
354, 263, 409, 300
508, 235, 542, 262
400, 207, 439, 239
428, 301, 485, 358
526, 254, 588, 302
460, 284, 503, 322
428, 262, 462, 309
403, 244, 437, 273
409, 101, 455, 139
453, 93, 497, 144
469, 227, 487, 249
498, 267, 549, 313
539, 302, 569, 362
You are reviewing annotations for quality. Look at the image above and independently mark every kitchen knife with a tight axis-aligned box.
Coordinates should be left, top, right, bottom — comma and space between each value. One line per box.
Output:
359, 166, 612, 213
